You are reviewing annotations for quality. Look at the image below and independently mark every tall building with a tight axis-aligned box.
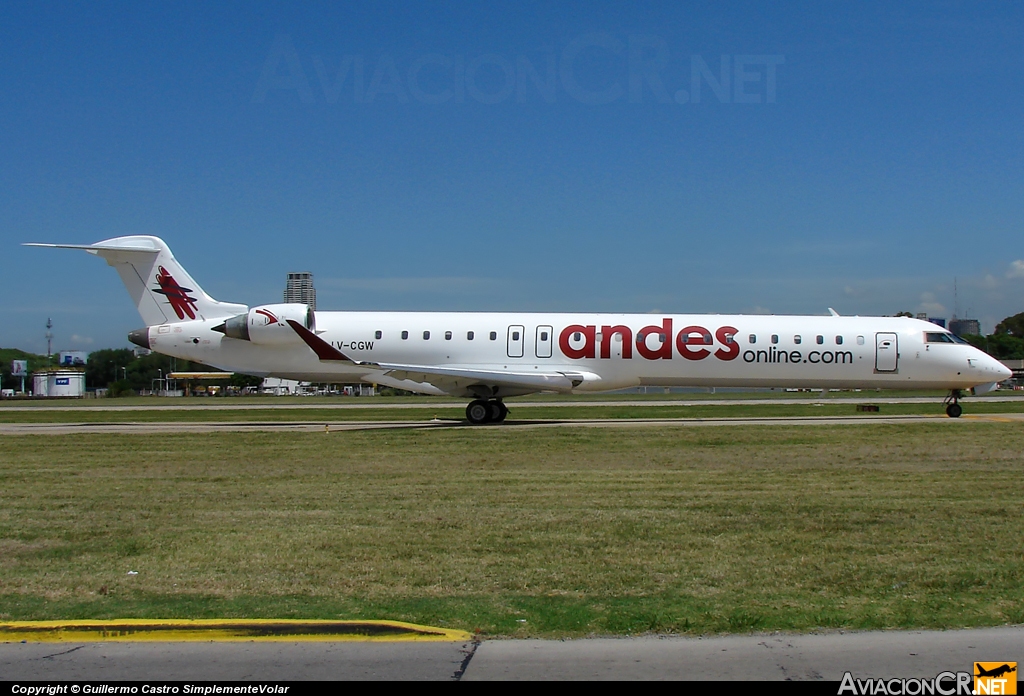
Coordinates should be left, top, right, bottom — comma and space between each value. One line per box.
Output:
949, 317, 980, 336
284, 272, 316, 310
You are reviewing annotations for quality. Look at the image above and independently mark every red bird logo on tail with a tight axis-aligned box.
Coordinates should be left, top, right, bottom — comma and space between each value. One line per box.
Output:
153, 266, 198, 320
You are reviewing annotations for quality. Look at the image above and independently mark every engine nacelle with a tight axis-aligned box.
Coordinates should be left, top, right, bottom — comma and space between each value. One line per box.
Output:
213, 304, 315, 345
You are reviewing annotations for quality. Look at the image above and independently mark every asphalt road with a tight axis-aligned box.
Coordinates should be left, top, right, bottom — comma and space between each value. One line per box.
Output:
1, 627, 1020, 681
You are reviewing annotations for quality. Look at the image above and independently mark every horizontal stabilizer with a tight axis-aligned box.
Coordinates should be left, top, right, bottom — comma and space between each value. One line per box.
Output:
24, 242, 160, 253
26, 236, 247, 325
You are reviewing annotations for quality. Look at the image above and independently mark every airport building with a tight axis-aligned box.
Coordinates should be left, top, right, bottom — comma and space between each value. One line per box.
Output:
917, 313, 947, 329
284, 272, 316, 310
1002, 359, 1024, 387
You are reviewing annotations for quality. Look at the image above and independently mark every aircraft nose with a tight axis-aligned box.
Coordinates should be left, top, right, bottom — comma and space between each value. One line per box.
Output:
996, 360, 1013, 381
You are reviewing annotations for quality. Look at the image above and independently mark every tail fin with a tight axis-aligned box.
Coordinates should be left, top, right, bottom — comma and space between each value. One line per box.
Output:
25, 236, 247, 326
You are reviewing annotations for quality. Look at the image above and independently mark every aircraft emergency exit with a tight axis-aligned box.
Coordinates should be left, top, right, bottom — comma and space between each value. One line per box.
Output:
27, 236, 1012, 423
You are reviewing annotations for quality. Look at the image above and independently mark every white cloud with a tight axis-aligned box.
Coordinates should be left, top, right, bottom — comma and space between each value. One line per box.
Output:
918, 292, 946, 317
1007, 260, 1024, 279
70, 334, 94, 345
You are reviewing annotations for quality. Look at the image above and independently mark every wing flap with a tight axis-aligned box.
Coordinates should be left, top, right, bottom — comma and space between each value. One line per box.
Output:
377, 363, 591, 392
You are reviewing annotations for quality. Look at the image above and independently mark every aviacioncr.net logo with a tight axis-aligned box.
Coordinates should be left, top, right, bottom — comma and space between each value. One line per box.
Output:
975, 663, 1017, 695
839, 671, 973, 695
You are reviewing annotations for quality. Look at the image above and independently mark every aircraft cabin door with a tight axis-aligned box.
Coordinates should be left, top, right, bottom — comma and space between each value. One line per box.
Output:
535, 325, 553, 358
875, 332, 898, 372
507, 325, 525, 358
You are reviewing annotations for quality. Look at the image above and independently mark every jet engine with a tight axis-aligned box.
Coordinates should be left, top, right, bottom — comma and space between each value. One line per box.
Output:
212, 304, 315, 345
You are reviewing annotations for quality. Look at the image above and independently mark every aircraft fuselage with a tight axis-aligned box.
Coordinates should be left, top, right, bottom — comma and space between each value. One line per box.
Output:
148, 311, 1008, 397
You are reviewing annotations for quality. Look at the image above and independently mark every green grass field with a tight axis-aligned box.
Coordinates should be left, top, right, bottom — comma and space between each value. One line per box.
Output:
1, 422, 1021, 636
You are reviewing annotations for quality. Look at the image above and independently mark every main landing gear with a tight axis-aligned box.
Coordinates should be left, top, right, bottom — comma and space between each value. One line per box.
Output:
466, 399, 508, 425
944, 389, 963, 418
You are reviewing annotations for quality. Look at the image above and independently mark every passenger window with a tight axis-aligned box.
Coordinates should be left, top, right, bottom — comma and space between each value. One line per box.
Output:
375, 330, 382, 339
574, 332, 581, 341
749, 334, 756, 344
794, 335, 802, 344
724, 333, 735, 344
835, 335, 843, 345
423, 331, 430, 340
540, 331, 548, 341
512, 331, 520, 341
489, 332, 497, 341
659, 333, 666, 343
816, 335, 824, 345
467, 331, 474, 340
445, 331, 452, 340
703, 333, 711, 344
771, 334, 779, 344
857, 335, 865, 345
401, 331, 409, 340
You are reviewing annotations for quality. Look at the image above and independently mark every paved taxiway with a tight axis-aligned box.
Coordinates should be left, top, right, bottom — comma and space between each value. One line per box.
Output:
1, 412, 1021, 434
1, 395, 1023, 411
2, 627, 1020, 680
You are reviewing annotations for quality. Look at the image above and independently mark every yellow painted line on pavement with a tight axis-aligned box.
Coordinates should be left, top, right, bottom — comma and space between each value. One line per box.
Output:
963, 414, 1021, 423
0, 618, 472, 642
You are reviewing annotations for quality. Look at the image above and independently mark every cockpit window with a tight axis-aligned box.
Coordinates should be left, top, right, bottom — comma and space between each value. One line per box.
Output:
925, 332, 955, 343
949, 333, 970, 344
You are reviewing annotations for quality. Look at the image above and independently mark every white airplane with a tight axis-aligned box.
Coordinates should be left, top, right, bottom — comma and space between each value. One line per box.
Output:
28, 236, 1011, 422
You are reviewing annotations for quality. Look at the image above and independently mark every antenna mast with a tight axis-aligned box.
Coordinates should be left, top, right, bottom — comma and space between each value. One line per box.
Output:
953, 278, 959, 319
45, 318, 53, 368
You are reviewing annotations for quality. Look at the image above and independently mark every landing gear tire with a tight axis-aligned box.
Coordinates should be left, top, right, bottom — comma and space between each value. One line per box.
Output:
944, 389, 963, 418
466, 399, 491, 424
489, 400, 508, 423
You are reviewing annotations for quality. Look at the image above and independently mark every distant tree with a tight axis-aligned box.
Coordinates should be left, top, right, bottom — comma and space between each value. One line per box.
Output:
86, 348, 136, 389
983, 333, 1024, 360
961, 334, 988, 351
894, 311, 914, 317
107, 379, 135, 398
0, 348, 53, 392
127, 352, 199, 392
86, 348, 209, 393
994, 312, 1024, 337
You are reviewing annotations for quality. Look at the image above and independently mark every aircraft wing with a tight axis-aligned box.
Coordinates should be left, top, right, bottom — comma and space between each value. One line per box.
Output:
287, 319, 592, 395
373, 363, 588, 393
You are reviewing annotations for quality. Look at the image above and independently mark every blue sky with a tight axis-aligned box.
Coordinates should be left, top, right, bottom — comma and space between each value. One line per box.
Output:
2, 2, 1023, 353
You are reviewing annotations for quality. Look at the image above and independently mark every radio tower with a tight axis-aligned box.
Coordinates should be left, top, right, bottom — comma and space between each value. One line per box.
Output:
46, 318, 53, 368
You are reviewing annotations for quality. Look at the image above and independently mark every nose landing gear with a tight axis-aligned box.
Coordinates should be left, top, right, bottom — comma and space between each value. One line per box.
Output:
466, 399, 508, 425
944, 389, 963, 418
